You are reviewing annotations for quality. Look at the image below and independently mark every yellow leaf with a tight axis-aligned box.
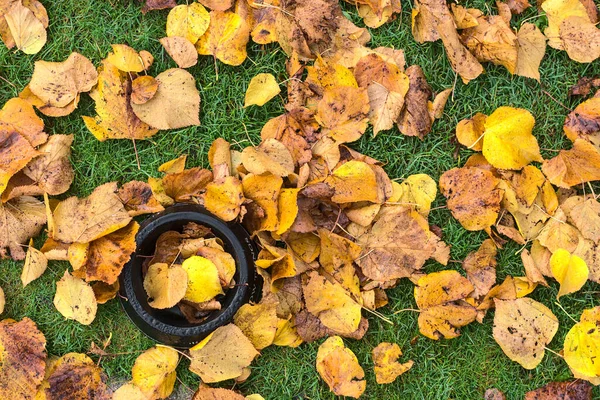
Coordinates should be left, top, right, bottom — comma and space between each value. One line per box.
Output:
233, 300, 279, 350
181, 256, 223, 303
112, 383, 145, 400
4, 1, 46, 54
166, 3, 210, 43
143, 263, 188, 309
0, 131, 40, 196
564, 306, 600, 384
158, 155, 187, 174
316, 86, 370, 143
244, 73, 280, 107
393, 174, 437, 216
241, 173, 282, 232
306, 57, 358, 90
541, 0, 590, 49
493, 297, 559, 369
53, 270, 97, 325
456, 113, 486, 151
196, 10, 249, 66
515, 23, 547, 81
372, 342, 414, 384
316, 336, 365, 398
272, 318, 303, 348
189, 324, 259, 383
550, 248, 589, 299
482, 107, 542, 170
105, 44, 149, 73
67, 242, 89, 270
131, 346, 178, 399
325, 160, 381, 204
414, 270, 477, 340
204, 176, 244, 222
542, 139, 600, 188
241, 139, 294, 177
196, 246, 236, 287
276, 188, 299, 235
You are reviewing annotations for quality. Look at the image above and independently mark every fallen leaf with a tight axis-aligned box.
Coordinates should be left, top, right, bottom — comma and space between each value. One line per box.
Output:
324, 160, 386, 204
315, 86, 370, 143
525, 380, 592, 400
143, 263, 188, 309
0, 317, 46, 400
482, 107, 542, 170
160, 36, 198, 68
234, 300, 279, 350
244, 73, 281, 107
189, 324, 259, 383
192, 387, 246, 400
112, 383, 145, 400
541, 0, 590, 50
21, 134, 74, 196
543, 139, 600, 187
4, 1, 46, 54
485, 388, 507, 400
392, 173, 437, 215
21, 238, 47, 287
182, 255, 223, 303
131, 345, 178, 399
492, 297, 559, 369
163, 167, 213, 202
131, 68, 201, 130
439, 167, 504, 231
464, 239, 498, 298
92, 281, 119, 304
414, 270, 477, 340
0, 97, 46, 146
564, 96, 600, 145
564, 307, 600, 385
204, 176, 244, 222
241, 138, 294, 177
515, 23, 546, 81
53, 270, 98, 325
559, 16, 600, 63
118, 180, 165, 217
0, 195, 46, 260
242, 173, 282, 232
396, 65, 433, 139
196, 10, 250, 66
166, 3, 210, 43
52, 182, 131, 244
105, 44, 150, 73
141, 0, 176, 13
29, 52, 97, 108
83, 61, 158, 141
372, 342, 414, 384
303, 271, 362, 335
131, 76, 159, 105
43, 353, 110, 399
0, 130, 39, 196
316, 336, 365, 398
550, 248, 589, 299
456, 112, 486, 151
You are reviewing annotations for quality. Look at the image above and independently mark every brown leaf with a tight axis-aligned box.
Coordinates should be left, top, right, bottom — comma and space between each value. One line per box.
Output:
192, 386, 245, 400
163, 167, 213, 202
141, 0, 176, 13
0, 318, 47, 400
316, 86, 370, 143
524, 380, 592, 399
440, 167, 504, 231
357, 206, 446, 281
118, 180, 164, 217
52, 182, 132, 244
397, 65, 433, 139
22, 134, 74, 196
559, 16, 600, 63
464, 239, 498, 298
43, 353, 110, 400
0, 130, 40, 196
563, 96, 600, 145
568, 76, 600, 97
92, 281, 119, 304
0, 196, 46, 260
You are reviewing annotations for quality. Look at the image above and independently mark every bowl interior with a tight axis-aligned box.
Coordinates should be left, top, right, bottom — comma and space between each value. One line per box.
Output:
131, 216, 247, 328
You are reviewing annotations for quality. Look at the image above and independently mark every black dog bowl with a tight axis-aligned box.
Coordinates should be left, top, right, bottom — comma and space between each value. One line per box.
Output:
119, 203, 261, 348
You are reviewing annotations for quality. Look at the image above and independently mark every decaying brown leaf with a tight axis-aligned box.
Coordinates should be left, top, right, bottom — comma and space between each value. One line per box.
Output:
0, 195, 46, 260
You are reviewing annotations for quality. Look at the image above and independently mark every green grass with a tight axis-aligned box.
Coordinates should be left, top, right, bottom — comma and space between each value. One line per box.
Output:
1, 0, 600, 398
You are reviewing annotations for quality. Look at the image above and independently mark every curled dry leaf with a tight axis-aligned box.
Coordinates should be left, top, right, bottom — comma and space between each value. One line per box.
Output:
0, 195, 46, 260
196, 10, 250, 66
244, 73, 281, 107
525, 380, 593, 400
492, 297, 559, 369
131, 68, 201, 130
83, 61, 158, 141
0, 317, 47, 400
316, 336, 366, 398
21, 238, 47, 287
43, 353, 110, 399
189, 324, 259, 383
160, 36, 198, 68
564, 307, 600, 385
52, 182, 132, 244
131, 76, 159, 105
372, 342, 414, 384
118, 180, 165, 217
53, 270, 98, 325
439, 167, 503, 231
143, 263, 188, 309
4, 1, 46, 54
131, 345, 178, 399
414, 270, 477, 340
166, 3, 210, 43
550, 248, 589, 299
397, 65, 437, 139
29, 52, 97, 109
